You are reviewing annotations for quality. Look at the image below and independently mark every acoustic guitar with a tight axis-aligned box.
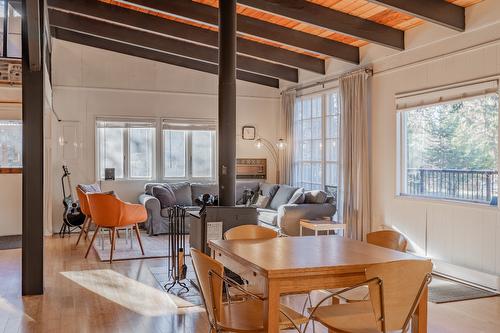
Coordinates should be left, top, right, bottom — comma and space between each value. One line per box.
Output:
60, 165, 85, 236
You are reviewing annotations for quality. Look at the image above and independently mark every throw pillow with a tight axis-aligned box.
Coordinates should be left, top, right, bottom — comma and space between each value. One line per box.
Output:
152, 185, 176, 209
269, 185, 299, 210
304, 190, 328, 204
288, 188, 305, 204
78, 183, 101, 193
170, 182, 193, 206
254, 195, 270, 208
259, 183, 280, 199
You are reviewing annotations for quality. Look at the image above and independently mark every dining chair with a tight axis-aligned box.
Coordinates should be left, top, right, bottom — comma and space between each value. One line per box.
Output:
75, 186, 92, 247
305, 260, 433, 333
85, 193, 146, 263
223, 224, 278, 240
367, 230, 409, 252
190, 248, 306, 332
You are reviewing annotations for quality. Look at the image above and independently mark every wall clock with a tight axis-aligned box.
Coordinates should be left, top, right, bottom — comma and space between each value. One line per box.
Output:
242, 126, 256, 140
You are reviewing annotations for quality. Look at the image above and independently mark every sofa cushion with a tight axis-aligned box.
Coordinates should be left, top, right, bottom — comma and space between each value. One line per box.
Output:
254, 195, 271, 208
152, 185, 176, 209
304, 190, 328, 204
257, 208, 278, 226
170, 182, 193, 206
288, 188, 305, 204
191, 183, 218, 204
144, 183, 167, 195
78, 183, 101, 193
269, 185, 299, 210
259, 183, 279, 208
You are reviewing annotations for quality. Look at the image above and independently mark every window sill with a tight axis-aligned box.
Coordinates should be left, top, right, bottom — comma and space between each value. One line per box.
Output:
395, 194, 499, 210
0, 168, 22, 174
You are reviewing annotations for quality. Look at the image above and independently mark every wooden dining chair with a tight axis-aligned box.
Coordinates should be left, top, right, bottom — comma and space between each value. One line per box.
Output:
305, 260, 433, 333
367, 230, 409, 252
190, 248, 306, 332
85, 193, 146, 263
223, 224, 278, 240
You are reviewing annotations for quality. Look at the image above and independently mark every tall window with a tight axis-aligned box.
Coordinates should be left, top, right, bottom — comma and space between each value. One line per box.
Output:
96, 119, 155, 180
0, 1, 21, 58
0, 119, 21, 168
399, 93, 499, 204
293, 91, 340, 192
162, 119, 216, 180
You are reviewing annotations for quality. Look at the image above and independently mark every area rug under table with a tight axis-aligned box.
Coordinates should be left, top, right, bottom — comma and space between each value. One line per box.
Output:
149, 259, 203, 307
429, 275, 499, 303
91, 231, 172, 261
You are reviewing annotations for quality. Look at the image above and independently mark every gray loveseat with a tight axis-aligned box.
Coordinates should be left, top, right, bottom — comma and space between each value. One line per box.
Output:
139, 181, 336, 236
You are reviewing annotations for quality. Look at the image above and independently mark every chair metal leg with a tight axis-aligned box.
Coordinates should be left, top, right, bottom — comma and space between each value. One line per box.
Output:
85, 226, 100, 258
75, 217, 88, 247
134, 224, 145, 255
110, 227, 116, 264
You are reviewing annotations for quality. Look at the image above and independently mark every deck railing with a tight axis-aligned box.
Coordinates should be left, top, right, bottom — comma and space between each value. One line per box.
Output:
406, 168, 498, 203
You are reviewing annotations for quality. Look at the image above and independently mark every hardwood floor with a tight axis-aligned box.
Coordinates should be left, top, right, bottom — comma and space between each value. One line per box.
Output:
0, 235, 499, 332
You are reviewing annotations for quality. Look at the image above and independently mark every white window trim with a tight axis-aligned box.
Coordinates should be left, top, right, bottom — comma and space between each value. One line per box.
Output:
95, 116, 157, 181
293, 88, 340, 190
395, 88, 500, 206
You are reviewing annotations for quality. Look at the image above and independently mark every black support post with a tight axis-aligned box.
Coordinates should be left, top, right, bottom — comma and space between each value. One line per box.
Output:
218, 0, 237, 206
21, 0, 45, 295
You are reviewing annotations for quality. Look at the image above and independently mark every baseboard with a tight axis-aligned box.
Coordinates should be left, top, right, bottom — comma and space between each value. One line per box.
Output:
432, 259, 500, 292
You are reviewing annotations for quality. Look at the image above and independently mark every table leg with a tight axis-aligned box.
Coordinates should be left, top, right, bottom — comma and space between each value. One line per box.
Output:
264, 279, 280, 333
412, 286, 428, 333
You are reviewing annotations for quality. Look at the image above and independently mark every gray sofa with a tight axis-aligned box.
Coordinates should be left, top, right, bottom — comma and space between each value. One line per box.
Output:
139, 181, 336, 236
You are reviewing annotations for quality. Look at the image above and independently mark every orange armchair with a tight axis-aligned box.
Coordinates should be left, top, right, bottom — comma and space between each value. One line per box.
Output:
85, 193, 147, 263
75, 187, 92, 247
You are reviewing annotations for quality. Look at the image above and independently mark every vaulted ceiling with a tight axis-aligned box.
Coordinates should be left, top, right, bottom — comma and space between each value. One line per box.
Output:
47, 0, 483, 88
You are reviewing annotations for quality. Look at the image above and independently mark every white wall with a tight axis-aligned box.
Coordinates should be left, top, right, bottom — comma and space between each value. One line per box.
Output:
51, 39, 281, 233
0, 87, 21, 236
369, 0, 500, 288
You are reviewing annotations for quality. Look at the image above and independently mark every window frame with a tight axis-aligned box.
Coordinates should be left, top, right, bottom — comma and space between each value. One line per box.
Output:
396, 92, 500, 205
95, 117, 157, 181
160, 118, 217, 183
293, 89, 340, 191
0, 119, 22, 172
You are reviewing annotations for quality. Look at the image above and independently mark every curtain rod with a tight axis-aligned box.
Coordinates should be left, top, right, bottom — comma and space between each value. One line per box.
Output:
281, 67, 373, 95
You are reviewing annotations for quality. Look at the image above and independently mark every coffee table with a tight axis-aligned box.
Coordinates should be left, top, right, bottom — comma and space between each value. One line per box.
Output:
299, 219, 346, 236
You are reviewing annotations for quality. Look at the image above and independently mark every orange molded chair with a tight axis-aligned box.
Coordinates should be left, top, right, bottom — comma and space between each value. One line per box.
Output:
85, 193, 147, 263
75, 187, 92, 247
367, 230, 409, 253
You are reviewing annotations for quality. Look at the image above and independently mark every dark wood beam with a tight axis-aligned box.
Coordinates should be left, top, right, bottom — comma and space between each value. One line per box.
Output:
218, 0, 237, 206
22, 0, 45, 296
239, 0, 404, 50
366, 0, 465, 31
51, 28, 279, 88
49, 9, 298, 82
46, 0, 326, 73
122, 0, 360, 62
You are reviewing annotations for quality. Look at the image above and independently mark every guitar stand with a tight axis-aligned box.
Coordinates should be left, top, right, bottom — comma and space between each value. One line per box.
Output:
58, 222, 81, 238
165, 206, 189, 294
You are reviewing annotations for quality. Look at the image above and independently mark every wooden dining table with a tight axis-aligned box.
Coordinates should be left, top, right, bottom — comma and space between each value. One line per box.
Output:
209, 235, 429, 333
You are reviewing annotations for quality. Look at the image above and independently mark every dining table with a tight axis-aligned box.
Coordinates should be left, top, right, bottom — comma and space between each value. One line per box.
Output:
209, 235, 429, 333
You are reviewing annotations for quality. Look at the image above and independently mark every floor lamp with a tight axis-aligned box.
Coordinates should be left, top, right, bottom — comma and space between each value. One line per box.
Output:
255, 137, 286, 182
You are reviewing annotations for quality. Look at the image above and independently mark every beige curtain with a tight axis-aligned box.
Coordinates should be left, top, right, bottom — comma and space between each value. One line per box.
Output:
280, 90, 296, 184
339, 71, 371, 241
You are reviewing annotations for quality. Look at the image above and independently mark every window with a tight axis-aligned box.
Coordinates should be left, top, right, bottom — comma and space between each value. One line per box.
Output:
162, 119, 216, 180
0, 1, 21, 58
293, 91, 340, 192
399, 93, 499, 204
96, 119, 155, 180
0, 119, 21, 168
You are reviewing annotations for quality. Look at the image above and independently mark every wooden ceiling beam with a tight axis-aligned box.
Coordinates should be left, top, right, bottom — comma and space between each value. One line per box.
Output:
366, 0, 465, 31
123, 0, 360, 63
238, 0, 404, 50
48, 9, 298, 82
51, 27, 279, 88
46, 0, 326, 73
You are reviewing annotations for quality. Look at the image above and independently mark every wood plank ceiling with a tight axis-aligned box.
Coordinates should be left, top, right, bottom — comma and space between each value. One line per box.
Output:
47, 0, 483, 88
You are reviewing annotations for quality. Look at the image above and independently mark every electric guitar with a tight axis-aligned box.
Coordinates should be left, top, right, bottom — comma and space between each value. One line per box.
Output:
61, 165, 85, 228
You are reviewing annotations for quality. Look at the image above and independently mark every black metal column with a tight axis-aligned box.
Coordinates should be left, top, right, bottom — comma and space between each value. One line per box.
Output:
218, 0, 236, 206
21, 0, 45, 295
